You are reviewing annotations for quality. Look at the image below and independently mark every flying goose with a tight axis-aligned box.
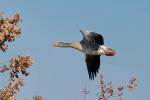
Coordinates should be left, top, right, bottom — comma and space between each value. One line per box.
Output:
52, 30, 116, 80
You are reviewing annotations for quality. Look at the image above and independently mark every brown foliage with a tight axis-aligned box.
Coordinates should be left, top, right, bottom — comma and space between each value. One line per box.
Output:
0, 12, 43, 100
33, 96, 43, 100
81, 74, 137, 100
0, 79, 23, 100
0, 13, 21, 52
97, 74, 137, 100
0, 55, 34, 100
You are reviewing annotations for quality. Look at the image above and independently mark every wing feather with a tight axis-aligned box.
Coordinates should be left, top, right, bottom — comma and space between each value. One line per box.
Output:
80, 30, 104, 45
85, 54, 100, 80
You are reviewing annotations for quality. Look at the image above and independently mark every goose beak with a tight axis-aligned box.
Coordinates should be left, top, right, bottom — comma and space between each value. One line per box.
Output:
51, 42, 60, 47
51, 42, 58, 46
51, 42, 65, 47
100, 46, 116, 56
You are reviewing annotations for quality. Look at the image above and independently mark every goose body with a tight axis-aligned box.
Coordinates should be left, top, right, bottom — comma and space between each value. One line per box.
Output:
52, 30, 115, 80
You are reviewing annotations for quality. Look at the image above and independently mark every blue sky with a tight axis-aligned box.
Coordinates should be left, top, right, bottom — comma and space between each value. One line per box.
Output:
0, 0, 150, 100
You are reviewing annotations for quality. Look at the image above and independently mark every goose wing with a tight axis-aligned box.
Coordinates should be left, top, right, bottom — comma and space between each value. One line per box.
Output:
80, 30, 104, 45
85, 54, 100, 80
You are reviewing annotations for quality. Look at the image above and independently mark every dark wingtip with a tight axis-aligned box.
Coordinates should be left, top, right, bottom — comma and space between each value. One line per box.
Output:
89, 72, 98, 80
89, 76, 94, 80
80, 29, 88, 34
80, 29, 84, 34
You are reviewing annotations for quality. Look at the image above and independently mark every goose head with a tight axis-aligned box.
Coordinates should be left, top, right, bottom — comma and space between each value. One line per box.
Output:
52, 42, 66, 47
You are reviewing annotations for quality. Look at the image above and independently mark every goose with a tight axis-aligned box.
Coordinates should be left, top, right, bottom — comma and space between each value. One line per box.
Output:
52, 30, 116, 80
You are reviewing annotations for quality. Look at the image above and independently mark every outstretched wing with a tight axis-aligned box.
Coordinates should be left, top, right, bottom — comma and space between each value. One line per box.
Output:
80, 30, 104, 45
85, 54, 100, 80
